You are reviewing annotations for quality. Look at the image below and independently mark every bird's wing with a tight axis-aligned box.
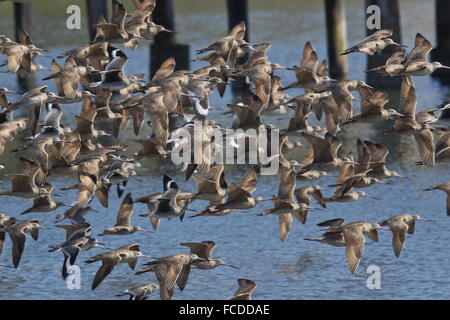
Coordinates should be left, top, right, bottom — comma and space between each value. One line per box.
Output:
343, 228, 365, 274
115, 192, 133, 226
413, 128, 435, 167
405, 33, 432, 65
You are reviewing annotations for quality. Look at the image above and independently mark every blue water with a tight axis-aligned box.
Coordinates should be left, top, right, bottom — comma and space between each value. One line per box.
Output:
1, 0, 450, 299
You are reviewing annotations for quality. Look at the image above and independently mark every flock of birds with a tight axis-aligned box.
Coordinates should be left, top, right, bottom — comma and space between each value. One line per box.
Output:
1, 0, 450, 300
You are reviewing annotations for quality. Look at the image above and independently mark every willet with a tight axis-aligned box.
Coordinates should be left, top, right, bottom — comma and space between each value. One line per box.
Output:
116, 283, 159, 300
49, 224, 105, 279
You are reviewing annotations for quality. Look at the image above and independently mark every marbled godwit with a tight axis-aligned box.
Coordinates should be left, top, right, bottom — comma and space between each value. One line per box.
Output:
180, 241, 239, 269
321, 221, 387, 274
0, 161, 51, 199
294, 185, 325, 210
387, 76, 435, 167
282, 93, 328, 136
229, 279, 256, 300
230, 63, 272, 110
259, 166, 310, 241
362, 140, 403, 179
424, 182, 450, 216
379, 214, 432, 257
265, 76, 291, 114
205, 167, 270, 212
141, 175, 193, 228
101, 155, 140, 197
116, 283, 159, 300
0, 118, 28, 155
0, 213, 17, 254
136, 253, 205, 300
196, 21, 246, 68
43, 58, 95, 99
1, 219, 48, 268
297, 132, 358, 173
344, 89, 403, 125
421, 127, 450, 164
192, 164, 228, 202
20, 184, 65, 215
365, 49, 406, 76
183, 77, 224, 121
403, 33, 450, 76
322, 164, 378, 206
9, 86, 53, 136
133, 138, 169, 159
0, 28, 46, 73
99, 193, 147, 236
124, 0, 156, 38
94, 1, 142, 46
328, 79, 373, 123
55, 173, 97, 223
342, 29, 404, 55
281, 41, 333, 92
85, 243, 151, 290
57, 42, 109, 69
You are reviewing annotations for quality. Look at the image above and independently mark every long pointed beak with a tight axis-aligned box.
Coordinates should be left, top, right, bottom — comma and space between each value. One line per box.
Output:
141, 255, 156, 259
419, 218, 435, 222
222, 262, 240, 269
440, 66, 450, 69
363, 194, 381, 200
4, 89, 15, 94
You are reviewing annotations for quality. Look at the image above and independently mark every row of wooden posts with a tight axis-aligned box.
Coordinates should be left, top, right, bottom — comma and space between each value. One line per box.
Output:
6, 0, 450, 90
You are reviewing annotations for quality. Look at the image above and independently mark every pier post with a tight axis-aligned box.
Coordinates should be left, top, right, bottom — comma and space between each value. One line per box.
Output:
14, 0, 34, 90
324, 0, 348, 79
86, 0, 108, 42
365, 0, 402, 88
433, 0, 450, 83
227, 0, 249, 93
150, 0, 189, 78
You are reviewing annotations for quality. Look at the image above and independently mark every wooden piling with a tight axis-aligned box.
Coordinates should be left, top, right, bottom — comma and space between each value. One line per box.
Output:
86, 0, 108, 42
324, 0, 348, 79
227, 0, 249, 94
227, 0, 249, 41
14, 0, 34, 90
433, 0, 450, 82
150, 0, 189, 78
365, 0, 402, 87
